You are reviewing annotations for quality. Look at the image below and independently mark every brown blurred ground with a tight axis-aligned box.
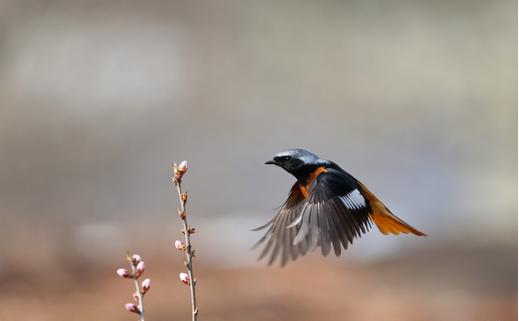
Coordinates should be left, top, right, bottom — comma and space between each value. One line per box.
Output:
0, 244, 516, 321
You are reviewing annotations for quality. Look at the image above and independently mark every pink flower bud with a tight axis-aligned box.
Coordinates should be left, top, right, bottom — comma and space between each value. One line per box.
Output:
141, 278, 151, 292
117, 268, 131, 278
133, 291, 139, 301
175, 240, 185, 251
178, 160, 188, 171
125, 303, 140, 314
135, 261, 145, 276
179, 273, 190, 285
132, 254, 141, 264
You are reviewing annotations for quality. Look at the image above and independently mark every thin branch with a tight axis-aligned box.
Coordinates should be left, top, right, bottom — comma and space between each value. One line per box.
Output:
130, 264, 146, 321
117, 253, 150, 320
173, 161, 198, 320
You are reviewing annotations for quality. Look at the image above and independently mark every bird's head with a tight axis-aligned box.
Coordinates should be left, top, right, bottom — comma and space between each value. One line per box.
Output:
265, 149, 324, 176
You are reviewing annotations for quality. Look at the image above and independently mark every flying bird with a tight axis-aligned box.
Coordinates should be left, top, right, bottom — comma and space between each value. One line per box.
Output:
253, 149, 426, 266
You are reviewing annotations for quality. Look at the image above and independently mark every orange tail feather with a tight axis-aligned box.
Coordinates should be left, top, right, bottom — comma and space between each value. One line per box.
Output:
359, 183, 427, 237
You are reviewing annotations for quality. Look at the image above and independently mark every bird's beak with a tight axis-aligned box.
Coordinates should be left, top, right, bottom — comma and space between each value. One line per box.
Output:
264, 159, 277, 165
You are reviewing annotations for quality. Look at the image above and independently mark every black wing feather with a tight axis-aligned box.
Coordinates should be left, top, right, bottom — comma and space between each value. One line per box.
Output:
253, 168, 372, 266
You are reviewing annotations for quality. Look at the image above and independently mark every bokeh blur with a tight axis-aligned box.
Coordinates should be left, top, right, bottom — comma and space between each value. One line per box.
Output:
0, 0, 516, 320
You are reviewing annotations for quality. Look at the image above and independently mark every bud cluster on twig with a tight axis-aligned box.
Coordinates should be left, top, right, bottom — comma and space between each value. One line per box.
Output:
117, 253, 151, 321
173, 160, 188, 186
172, 161, 199, 319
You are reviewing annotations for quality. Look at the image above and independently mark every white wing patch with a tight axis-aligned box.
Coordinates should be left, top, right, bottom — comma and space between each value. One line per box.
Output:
341, 189, 366, 210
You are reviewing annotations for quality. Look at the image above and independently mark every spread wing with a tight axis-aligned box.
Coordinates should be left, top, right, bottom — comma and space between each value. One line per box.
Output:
253, 169, 372, 267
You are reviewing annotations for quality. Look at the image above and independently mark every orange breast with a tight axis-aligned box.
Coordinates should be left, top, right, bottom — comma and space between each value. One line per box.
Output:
299, 167, 327, 197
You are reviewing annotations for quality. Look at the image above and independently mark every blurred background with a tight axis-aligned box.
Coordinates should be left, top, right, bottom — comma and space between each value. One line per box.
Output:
0, 0, 516, 320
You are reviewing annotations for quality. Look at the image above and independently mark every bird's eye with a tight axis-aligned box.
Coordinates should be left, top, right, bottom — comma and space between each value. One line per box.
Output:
284, 156, 292, 162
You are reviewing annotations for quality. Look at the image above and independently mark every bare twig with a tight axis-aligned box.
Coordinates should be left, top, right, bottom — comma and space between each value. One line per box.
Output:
173, 161, 198, 320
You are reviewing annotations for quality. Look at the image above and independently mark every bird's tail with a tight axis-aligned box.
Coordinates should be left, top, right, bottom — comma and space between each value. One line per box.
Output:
359, 183, 427, 236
